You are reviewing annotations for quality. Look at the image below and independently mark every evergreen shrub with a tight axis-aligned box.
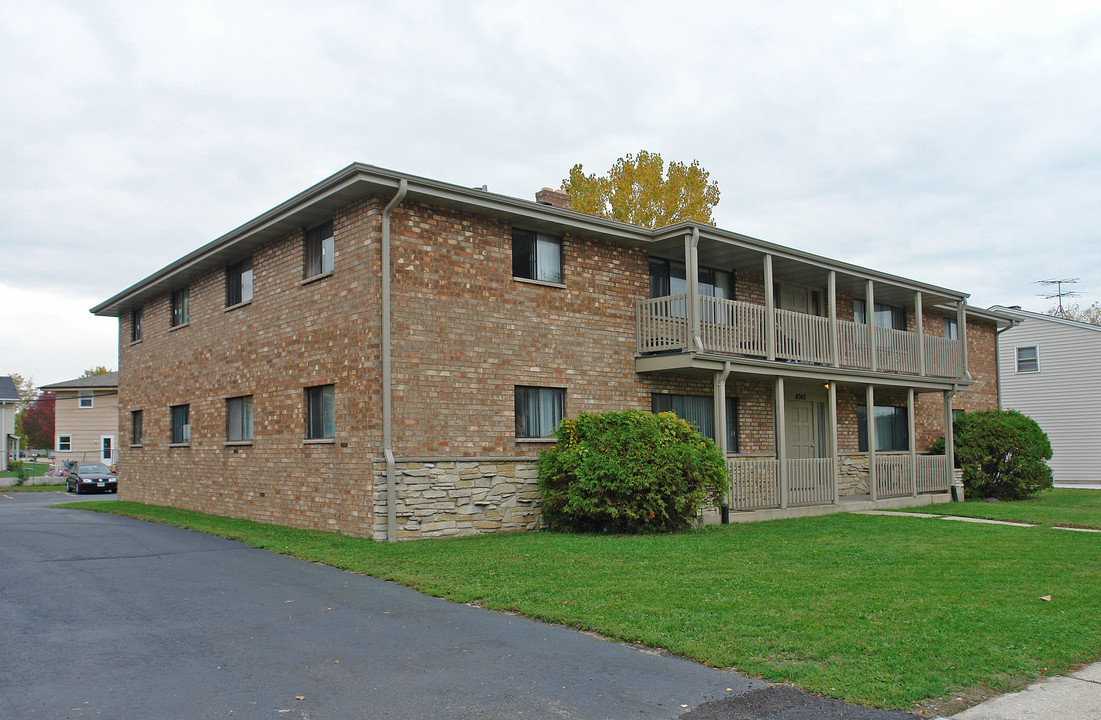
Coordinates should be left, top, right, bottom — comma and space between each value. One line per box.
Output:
933, 409, 1053, 500
536, 410, 729, 533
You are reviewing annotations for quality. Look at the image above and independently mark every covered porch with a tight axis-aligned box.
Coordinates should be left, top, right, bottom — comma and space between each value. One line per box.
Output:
641, 357, 962, 522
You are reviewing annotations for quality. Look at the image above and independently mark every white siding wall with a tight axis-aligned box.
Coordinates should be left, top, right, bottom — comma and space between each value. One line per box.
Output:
997, 313, 1101, 485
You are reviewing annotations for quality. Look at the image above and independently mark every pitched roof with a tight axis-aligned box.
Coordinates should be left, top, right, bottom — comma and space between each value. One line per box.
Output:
988, 305, 1101, 333
40, 372, 119, 390
0, 376, 18, 402
91, 162, 974, 317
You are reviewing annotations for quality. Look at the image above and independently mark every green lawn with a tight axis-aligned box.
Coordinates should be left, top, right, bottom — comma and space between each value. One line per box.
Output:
0, 462, 50, 479
63, 499, 1101, 712
905, 488, 1101, 529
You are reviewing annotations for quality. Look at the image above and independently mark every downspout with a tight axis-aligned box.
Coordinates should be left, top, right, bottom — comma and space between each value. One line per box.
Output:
382, 179, 408, 542
716, 361, 732, 523
994, 323, 1015, 409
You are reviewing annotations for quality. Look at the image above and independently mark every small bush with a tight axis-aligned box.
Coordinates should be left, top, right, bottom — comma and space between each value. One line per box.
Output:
10, 461, 29, 487
934, 409, 1053, 500
536, 409, 729, 533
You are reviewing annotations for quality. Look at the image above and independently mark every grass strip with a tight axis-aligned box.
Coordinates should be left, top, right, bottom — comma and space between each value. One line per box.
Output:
61, 500, 1101, 712
900, 488, 1101, 529
3, 483, 67, 492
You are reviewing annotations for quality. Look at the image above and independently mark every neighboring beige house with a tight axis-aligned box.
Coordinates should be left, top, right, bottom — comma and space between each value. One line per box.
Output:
990, 306, 1101, 487
40, 373, 119, 466
0, 376, 19, 471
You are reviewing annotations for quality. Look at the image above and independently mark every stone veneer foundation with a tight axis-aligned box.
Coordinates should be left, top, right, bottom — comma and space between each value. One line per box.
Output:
373, 458, 541, 540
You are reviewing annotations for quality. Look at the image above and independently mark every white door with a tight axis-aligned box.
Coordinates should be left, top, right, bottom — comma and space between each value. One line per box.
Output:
786, 401, 818, 459
779, 285, 810, 314
101, 435, 115, 464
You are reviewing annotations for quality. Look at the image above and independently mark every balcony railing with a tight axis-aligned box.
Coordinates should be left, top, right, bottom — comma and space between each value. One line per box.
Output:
728, 454, 950, 511
637, 295, 963, 379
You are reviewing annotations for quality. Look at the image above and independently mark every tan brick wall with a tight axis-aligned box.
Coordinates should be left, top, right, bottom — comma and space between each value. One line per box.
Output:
117, 197, 383, 537
114, 189, 1002, 539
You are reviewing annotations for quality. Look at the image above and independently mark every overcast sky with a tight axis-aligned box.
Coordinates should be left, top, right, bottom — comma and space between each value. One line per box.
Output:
2, 0, 1099, 387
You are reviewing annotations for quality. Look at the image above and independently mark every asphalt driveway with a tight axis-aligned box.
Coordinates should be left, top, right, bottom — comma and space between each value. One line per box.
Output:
0, 492, 918, 720
0, 492, 766, 719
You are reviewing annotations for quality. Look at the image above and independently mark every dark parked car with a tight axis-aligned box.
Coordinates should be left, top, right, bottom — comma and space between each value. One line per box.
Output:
66, 463, 118, 494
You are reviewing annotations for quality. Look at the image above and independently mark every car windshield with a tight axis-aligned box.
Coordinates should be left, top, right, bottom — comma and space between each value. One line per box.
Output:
77, 463, 111, 474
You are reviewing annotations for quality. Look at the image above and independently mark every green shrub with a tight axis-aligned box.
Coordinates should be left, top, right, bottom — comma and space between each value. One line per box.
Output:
536, 409, 729, 533
10, 461, 29, 486
933, 409, 1053, 500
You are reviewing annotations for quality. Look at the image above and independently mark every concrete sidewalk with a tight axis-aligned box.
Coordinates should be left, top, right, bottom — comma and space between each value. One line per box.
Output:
944, 662, 1101, 720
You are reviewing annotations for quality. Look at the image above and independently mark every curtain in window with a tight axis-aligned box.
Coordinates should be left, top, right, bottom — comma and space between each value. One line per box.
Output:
515, 387, 564, 438
535, 234, 562, 283
652, 394, 715, 440
857, 405, 909, 452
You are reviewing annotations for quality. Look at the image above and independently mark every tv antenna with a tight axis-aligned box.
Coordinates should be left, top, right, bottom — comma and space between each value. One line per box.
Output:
1034, 278, 1082, 318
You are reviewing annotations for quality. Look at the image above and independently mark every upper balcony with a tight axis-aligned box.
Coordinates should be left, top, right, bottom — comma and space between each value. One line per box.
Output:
636, 294, 963, 378
633, 224, 973, 383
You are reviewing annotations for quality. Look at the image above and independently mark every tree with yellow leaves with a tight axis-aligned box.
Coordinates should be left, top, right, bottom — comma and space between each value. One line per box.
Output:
562, 150, 721, 228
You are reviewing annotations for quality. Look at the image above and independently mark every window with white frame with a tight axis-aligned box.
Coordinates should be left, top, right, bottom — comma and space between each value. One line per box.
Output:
514, 386, 564, 439
304, 221, 335, 279
305, 385, 335, 439
226, 257, 253, 307
1016, 345, 1039, 373
78, 391, 93, 408
171, 404, 190, 444
57, 435, 71, 452
512, 229, 562, 284
226, 396, 254, 442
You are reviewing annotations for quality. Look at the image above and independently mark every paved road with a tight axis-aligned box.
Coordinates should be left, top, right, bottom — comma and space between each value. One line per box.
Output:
0, 492, 918, 720
0, 492, 766, 719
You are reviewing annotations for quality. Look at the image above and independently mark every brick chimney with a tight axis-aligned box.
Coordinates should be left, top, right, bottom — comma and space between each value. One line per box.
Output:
535, 187, 572, 210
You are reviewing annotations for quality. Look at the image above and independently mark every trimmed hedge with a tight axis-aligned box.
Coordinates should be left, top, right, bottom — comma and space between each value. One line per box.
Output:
934, 409, 1053, 500
536, 410, 729, 533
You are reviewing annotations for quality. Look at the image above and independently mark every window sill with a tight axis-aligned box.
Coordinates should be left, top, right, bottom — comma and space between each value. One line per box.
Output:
169, 322, 190, 332
513, 276, 566, 290
301, 271, 333, 286
130, 443, 143, 449
303, 438, 336, 445
129, 338, 143, 346
515, 437, 557, 444
224, 440, 254, 447
168, 442, 191, 448
223, 300, 252, 313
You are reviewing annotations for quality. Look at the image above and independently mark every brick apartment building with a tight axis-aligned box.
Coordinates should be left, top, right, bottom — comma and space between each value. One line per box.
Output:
92, 163, 1013, 540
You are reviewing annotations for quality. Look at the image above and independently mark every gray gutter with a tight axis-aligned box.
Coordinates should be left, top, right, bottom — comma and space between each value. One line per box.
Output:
91, 161, 979, 317
381, 179, 408, 543
91, 163, 652, 317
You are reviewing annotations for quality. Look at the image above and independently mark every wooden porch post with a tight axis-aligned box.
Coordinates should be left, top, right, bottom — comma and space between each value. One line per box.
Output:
828, 270, 840, 367
944, 390, 956, 493
915, 291, 926, 377
866, 384, 877, 501
908, 388, 917, 497
685, 231, 701, 351
776, 376, 787, 509
764, 254, 776, 361
957, 300, 969, 380
866, 280, 877, 372
829, 380, 839, 505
